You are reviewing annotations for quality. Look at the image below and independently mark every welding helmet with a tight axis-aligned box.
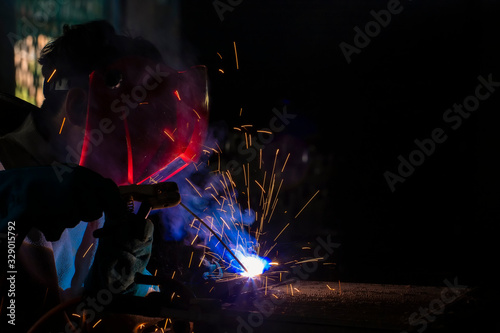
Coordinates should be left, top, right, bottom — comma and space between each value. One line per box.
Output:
79, 57, 209, 185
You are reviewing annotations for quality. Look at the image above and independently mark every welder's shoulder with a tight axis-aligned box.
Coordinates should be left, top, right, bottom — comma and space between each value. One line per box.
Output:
0, 92, 37, 137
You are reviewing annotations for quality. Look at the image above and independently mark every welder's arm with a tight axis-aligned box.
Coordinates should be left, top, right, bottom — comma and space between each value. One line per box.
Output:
0, 165, 153, 295
0, 165, 126, 243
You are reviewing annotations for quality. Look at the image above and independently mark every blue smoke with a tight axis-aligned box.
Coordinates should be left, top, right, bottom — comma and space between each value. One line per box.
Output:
149, 142, 269, 276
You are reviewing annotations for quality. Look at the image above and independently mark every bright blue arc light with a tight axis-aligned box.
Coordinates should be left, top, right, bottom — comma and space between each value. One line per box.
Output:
235, 251, 270, 278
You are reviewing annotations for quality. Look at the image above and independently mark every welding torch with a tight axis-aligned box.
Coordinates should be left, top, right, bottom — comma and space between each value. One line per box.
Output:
92, 182, 180, 239
92, 182, 249, 274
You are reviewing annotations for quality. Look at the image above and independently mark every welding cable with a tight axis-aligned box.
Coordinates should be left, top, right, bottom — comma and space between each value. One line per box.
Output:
27, 296, 83, 333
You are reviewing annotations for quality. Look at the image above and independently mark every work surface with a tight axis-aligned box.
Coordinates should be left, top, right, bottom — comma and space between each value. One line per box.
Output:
82, 279, 490, 332
218, 280, 475, 333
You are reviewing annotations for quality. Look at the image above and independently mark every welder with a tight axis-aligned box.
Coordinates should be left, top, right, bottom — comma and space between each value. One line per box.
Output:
0, 20, 208, 332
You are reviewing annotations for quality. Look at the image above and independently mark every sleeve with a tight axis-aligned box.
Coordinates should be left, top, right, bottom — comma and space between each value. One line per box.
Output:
0, 165, 125, 242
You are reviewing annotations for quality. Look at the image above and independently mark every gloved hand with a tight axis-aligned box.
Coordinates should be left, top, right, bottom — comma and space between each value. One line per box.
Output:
0, 165, 126, 242
85, 211, 154, 295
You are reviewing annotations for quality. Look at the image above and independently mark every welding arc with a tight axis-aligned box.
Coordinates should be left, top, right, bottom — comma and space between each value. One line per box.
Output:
179, 202, 249, 273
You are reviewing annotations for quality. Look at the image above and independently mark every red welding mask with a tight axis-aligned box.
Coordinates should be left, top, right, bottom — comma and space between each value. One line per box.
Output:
79, 57, 208, 185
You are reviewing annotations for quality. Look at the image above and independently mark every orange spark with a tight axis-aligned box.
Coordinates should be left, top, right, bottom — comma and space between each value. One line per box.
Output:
254, 180, 266, 193
58, 117, 66, 135
242, 164, 248, 186
233, 41, 239, 69
47, 69, 57, 83
190, 234, 199, 245
211, 193, 221, 206
294, 190, 320, 219
267, 179, 283, 223
271, 149, 279, 181
274, 222, 289, 242
174, 90, 181, 100
198, 253, 206, 267
281, 153, 291, 173
92, 319, 102, 328
163, 129, 175, 142
82, 243, 93, 258
210, 183, 219, 195
185, 178, 202, 197
188, 251, 194, 268
215, 142, 223, 154
296, 258, 322, 264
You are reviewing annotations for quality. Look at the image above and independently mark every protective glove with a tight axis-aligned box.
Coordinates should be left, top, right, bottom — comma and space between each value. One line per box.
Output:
85, 211, 154, 295
0, 165, 126, 242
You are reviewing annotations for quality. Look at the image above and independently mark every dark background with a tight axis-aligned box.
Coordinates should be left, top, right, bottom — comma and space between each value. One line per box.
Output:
178, 0, 500, 287
2, 0, 500, 287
